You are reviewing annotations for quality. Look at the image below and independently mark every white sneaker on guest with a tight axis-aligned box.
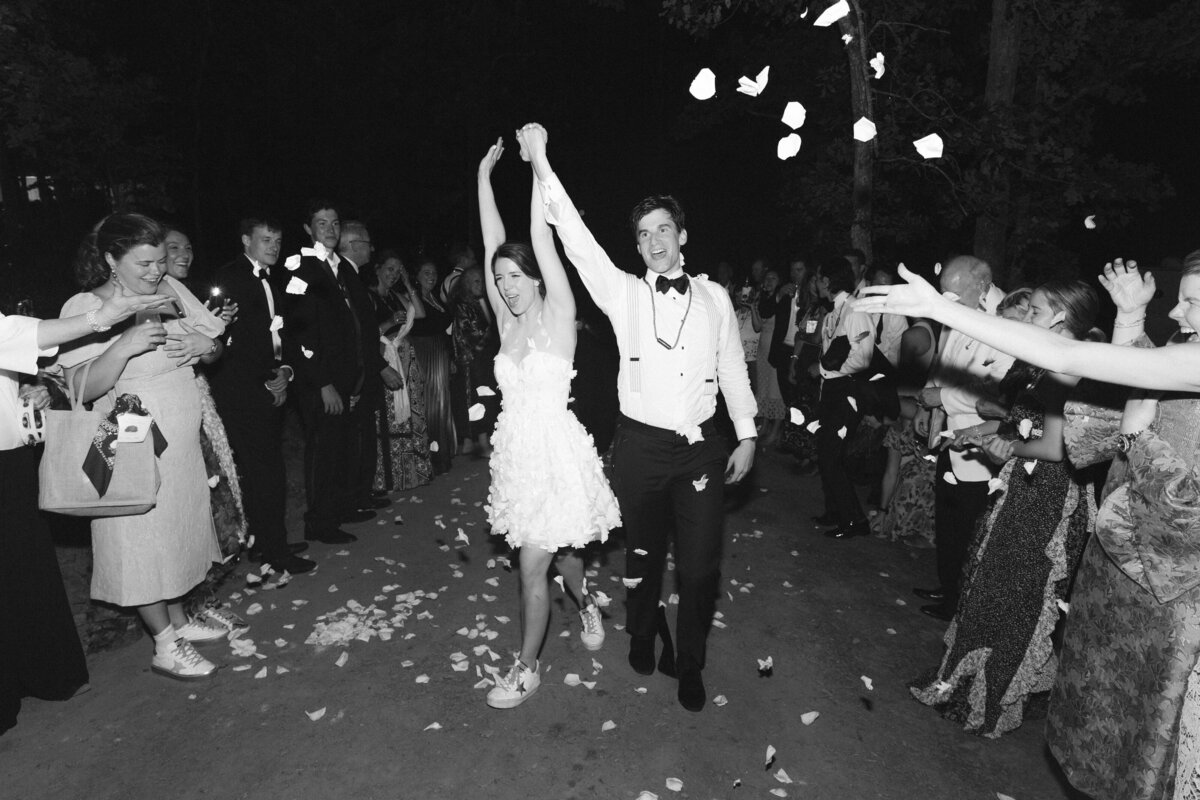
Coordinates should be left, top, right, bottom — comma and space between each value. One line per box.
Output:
580, 603, 605, 651
196, 606, 249, 634
151, 638, 218, 681
176, 616, 230, 644
486, 658, 540, 709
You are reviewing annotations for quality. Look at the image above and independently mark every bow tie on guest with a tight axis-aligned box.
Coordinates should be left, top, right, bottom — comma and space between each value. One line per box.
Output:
656, 274, 689, 295
252, 263, 270, 278
301, 241, 330, 262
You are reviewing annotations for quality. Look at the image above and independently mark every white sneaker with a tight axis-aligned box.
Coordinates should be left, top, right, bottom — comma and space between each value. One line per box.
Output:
486, 658, 540, 709
176, 616, 230, 644
197, 606, 249, 633
152, 638, 218, 681
580, 603, 605, 651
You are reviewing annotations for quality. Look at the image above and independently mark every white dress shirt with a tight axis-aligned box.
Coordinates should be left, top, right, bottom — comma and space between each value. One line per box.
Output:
0, 314, 57, 451
249, 257, 284, 361
539, 172, 757, 442
819, 291, 874, 380
927, 285, 1014, 481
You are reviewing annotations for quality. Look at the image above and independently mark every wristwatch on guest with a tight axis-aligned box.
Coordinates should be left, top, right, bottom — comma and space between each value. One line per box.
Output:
1116, 430, 1144, 454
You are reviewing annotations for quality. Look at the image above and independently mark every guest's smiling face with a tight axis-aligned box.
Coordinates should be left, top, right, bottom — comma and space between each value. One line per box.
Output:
305, 208, 340, 250
108, 244, 167, 294
1170, 273, 1200, 337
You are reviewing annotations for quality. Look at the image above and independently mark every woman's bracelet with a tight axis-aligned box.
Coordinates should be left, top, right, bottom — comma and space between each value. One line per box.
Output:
1113, 316, 1146, 329
86, 308, 112, 332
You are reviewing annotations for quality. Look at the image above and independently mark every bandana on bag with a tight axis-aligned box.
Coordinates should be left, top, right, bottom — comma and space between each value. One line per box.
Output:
82, 394, 168, 496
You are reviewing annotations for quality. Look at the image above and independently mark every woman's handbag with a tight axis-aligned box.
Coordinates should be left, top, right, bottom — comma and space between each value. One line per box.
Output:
38, 360, 165, 517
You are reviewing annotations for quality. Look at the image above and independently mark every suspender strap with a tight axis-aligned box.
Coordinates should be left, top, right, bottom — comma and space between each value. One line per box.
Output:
626, 280, 643, 393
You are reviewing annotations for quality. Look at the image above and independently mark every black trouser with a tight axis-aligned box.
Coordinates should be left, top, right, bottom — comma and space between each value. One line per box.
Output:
300, 391, 355, 536
0, 447, 88, 734
815, 377, 867, 527
933, 450, 991, 608
612, 415, 727, 673
350, 386, 382, 506
214, 394, 288, 560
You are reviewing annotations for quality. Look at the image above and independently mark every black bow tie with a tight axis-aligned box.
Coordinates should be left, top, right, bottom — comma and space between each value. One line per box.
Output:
253, 265, 270, 278
656, 274, 688, 294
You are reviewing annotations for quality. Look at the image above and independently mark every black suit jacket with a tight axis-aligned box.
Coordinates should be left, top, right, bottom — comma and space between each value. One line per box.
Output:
283, 253, 385, 398
207, 254, 297, 408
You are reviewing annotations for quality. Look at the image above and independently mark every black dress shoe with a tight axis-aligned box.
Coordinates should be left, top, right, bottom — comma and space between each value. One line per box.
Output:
341, 508, 377, 523
920, 603, 954, 622
262, 553, 317, 575
825, 519, 870, 539
678, 669, 706, 712
812, 512, 837, 527
655, 604, 677, 678
370, 489, 390, 500
305, 528, 358, 545
247, 541, 310, 563
913, 587, 945, 602
629, 636, 655, 676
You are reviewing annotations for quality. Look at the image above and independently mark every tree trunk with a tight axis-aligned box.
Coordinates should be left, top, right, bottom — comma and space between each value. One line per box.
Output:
973, 0, 1022, 284
839, 3, 874, 264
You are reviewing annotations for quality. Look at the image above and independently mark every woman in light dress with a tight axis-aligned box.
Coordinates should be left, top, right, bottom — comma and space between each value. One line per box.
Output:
477, 126, 620, 709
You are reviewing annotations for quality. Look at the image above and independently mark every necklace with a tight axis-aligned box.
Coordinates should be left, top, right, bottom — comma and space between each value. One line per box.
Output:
647, 278, 693, 350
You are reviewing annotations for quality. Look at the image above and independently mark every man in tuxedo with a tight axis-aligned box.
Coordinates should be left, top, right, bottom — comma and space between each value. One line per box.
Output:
208, 218, 315, 576
283, 201, 400, 545
337, 220, 391, 513
525, 124, 757, 712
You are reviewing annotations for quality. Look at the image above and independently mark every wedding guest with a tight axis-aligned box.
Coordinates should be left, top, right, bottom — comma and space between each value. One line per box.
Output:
57, 213, 229, 681
452, 266, 500, 457
410, 258, 456, 473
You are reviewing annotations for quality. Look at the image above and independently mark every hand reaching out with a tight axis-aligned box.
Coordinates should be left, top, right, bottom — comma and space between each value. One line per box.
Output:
853, 264, 945, 319
479, 137, 504, 181
515, 123, 548, 164
1098, 258, 1155, 314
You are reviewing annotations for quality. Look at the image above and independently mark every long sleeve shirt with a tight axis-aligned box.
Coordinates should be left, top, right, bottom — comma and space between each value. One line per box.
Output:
538, 171, 757, 442
819, 291, 875, 380
0, 314, 55, 451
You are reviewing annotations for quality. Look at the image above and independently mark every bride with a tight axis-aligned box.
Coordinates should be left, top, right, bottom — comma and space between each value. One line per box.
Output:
478, 126, 620, 709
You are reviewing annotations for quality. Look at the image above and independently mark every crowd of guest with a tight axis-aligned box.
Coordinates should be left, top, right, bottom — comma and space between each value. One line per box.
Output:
4, 190, 1199, 800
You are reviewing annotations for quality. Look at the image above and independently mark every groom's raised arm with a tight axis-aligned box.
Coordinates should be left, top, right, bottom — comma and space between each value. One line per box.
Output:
523, 126, 624, 314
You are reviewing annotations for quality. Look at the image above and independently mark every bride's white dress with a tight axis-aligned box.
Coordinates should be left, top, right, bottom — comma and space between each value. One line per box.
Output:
486, 342, 620, 551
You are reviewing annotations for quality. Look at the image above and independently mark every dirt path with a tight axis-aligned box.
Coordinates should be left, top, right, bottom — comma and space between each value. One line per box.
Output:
0, 449, 1079, 800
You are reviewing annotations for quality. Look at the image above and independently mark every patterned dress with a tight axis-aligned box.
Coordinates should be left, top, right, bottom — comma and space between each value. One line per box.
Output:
910, 373, 1093, 737
1047, 392, 1200, 799
878, 424, 936, 548
370, 288, 432, 491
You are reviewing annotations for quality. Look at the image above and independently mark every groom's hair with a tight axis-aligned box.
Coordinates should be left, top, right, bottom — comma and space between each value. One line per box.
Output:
629, 195, 686, 239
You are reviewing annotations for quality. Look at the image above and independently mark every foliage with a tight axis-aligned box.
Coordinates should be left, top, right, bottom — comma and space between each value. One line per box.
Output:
661, 0, 1198, 279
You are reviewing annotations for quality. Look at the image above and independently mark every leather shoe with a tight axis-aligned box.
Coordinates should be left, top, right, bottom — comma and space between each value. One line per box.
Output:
263, 553, 317, 575
341, 508, 377, 524
811, 512, 837, 527
370, 489, 390, 500
920, 603, 954, 622
248, 542, 309, 563
824, 519, 870, 539
629, 636, 655, 676
913, 587, 945, 602
678, 669, 706, 712
305, 528, 358, 545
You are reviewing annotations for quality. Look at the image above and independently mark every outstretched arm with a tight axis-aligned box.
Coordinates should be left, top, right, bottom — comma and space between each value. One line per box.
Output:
519, 125, 574, 319
477, 138, 507, 320
855, 264, 1200, 393
521, 122, 623, 312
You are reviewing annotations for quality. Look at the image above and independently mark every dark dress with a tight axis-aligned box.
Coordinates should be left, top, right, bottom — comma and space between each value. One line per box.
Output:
409, 294, 455, 473
452, 297, 499, 441
910, 366, 1092, 737
369, 288, 432, 491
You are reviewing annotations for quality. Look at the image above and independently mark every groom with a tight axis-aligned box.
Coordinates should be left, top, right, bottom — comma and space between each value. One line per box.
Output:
523, 124, 757, 711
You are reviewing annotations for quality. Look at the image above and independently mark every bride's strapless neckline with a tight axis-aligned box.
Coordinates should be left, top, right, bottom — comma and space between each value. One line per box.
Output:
495, 350, 571, 371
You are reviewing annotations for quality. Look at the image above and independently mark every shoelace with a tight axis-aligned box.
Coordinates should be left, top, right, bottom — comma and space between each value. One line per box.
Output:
202, 607, 245, 630
173, 638, 208, 667
581, 605, 601, 634
499, 660, 528, 690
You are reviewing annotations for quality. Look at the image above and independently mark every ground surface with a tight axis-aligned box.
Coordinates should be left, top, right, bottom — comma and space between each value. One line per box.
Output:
1, 447, 1082, 800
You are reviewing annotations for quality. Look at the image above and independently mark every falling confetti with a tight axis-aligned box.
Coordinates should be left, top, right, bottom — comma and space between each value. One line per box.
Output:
847, 396, 858, 412
665, 777, 684, 792
736, 66, 770, 97
423, 722, 442, 731
429, 441, 439, 453
623, 577, 643, 588
467, 403, 486, 422
601, 720, 617, 732
913, 133, 944, 159
987, 477, 1005, 495
285, 276, 308, 295
1023, 460, 1037, 475
757, 656, 774, 676
775, 769, 794, 784
789, 407, 805, 425
870, 51, 885, 78
713, 694, 728, 706
476, 385, 496, 397
765, 745, 777, 768
776, 134, 802, 160
837, 426, 848, 439
781, 101, 806, 129
689, 68, 716, 100
861, 675, 874, 691
801, 711, 819, 725
806, 420, 821, 434
813, 0, 849, 26
305, 707, 327, 721
692, 474, 709, 492
853, 117, 877, 143
1018, 418, 1033, 439
1084, 215, 1096, 230
943, 471, 958, 485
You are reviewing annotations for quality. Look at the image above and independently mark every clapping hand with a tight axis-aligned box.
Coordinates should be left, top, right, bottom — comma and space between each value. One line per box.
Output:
1098, 258, 1155, 314
515, 123, 548, 163
479, 137, 504, 179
